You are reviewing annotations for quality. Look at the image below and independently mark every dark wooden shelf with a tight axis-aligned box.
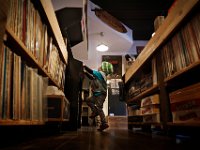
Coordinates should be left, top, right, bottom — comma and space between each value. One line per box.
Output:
125, 0, 200, 131
0, 0, 68, 127
0, 120, 45, 126
127, 84, 159, 103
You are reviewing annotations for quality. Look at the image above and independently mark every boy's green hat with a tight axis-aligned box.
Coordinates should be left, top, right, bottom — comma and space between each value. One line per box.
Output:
101, 61, 113, 75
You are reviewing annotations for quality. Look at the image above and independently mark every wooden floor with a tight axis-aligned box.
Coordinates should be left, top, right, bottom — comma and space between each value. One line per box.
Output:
0, 126, 199, 150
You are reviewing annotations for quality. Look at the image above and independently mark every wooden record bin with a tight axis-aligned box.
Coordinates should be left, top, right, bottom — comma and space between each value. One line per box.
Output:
47, 95, 70, 122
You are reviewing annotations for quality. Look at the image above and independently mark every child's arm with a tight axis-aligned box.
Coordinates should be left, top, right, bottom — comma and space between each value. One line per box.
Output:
83, 65, 95, 80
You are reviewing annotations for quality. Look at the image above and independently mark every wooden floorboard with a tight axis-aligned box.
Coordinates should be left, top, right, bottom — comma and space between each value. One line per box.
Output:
0, 126, 199, 150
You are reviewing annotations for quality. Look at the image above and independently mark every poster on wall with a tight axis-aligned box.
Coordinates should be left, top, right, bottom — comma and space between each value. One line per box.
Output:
102, 55, 122, 78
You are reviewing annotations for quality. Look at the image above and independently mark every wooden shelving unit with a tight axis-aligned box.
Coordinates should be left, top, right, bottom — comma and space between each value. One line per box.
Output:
0, 0, 68, 126
125, 0, 200, 132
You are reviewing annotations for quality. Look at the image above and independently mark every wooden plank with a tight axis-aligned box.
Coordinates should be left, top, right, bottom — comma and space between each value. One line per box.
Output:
40, 0, 68, 64
125, 0, 199, 83
0, 120, 45, 125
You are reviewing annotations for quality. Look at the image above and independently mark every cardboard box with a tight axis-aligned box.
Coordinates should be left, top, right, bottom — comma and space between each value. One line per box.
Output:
108, 116, 128, 129
141, 104, 160, 115
172, 109, 200, 122
141, 94, 159, 107
170, 99, 200, 112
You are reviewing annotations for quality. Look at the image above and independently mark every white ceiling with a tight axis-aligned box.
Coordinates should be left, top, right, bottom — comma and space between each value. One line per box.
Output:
52, 0, 148, 71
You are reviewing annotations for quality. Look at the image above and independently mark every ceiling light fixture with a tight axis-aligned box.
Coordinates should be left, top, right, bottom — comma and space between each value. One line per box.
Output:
96, 44, 109, 52
96, 32, 109, 52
